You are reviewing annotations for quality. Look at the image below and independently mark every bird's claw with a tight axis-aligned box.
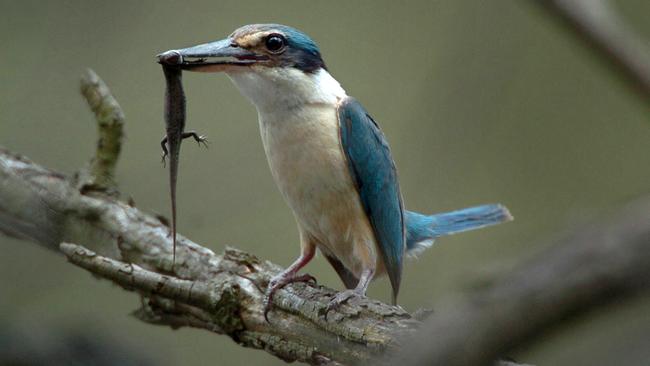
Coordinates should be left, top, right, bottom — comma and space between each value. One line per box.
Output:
293, 273, 317, 284
263, 273, 317, 322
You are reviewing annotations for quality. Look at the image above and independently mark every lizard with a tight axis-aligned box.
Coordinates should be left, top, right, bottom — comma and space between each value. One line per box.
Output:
157, 50, 208, 269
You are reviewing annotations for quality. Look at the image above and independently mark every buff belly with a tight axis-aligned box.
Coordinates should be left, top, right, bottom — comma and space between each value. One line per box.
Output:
259, 104, 383, 278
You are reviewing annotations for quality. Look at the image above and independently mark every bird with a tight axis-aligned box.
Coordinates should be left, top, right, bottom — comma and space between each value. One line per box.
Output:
157, 24, 512, 316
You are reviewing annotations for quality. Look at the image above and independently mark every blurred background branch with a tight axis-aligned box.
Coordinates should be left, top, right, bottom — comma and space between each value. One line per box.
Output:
536, 0, 650, 101
369, 6, 650, 361
394, 195, 650, 366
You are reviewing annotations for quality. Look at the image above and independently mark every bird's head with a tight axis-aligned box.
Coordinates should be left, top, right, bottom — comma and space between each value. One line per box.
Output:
158, 24, 345, 110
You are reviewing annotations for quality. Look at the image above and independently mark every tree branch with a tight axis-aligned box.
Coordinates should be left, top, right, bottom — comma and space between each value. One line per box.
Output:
76, 68, 125, 195
59, 241, 423, 365
0, 144, 420, 365
535, 0, 650, 100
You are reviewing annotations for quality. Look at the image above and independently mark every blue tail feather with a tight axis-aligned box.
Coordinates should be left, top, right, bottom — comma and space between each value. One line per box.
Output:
405, 204, 512, 255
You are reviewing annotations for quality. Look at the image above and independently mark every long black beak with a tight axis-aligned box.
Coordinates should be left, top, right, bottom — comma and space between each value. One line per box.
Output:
157, 38, 268, 72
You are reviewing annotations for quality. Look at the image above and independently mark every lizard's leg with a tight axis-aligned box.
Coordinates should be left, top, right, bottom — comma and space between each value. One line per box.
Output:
160, 136, 169, 165
181, 131, 209, 148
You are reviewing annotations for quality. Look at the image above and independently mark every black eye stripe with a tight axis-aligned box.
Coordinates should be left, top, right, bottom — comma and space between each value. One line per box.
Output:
265, 34, 286, 52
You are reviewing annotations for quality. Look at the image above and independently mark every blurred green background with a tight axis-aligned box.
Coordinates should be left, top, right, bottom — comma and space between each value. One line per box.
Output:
1, 1, 649, 365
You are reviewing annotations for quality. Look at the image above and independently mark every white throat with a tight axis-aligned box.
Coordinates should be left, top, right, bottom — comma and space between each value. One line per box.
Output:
226, 67, 347, 113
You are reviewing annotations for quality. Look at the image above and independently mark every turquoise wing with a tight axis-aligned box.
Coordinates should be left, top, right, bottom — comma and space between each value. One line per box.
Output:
338, 97, 405, 304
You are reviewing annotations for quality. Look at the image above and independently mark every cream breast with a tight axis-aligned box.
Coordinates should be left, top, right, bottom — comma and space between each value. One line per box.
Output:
226, 67, 381, 277
259, 104, 378, 277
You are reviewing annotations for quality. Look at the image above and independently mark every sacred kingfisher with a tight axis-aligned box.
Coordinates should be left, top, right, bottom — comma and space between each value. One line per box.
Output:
158, 24, 512, 315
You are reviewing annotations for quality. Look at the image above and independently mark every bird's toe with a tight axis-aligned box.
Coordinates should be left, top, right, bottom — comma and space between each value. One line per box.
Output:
326, 289, 362, 313
263, 272, 318, 322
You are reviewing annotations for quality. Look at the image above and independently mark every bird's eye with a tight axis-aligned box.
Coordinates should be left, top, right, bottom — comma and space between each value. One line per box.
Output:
265, 34, 286, 53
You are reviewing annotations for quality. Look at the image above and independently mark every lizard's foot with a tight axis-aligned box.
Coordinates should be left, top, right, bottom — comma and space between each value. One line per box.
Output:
196, 135, 209, 148
263, 272, 316, 322
182, 131, 209, 148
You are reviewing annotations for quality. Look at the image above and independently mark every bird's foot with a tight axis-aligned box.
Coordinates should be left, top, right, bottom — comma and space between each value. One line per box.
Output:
326, 289, 365, 313
263, 272, 317, 322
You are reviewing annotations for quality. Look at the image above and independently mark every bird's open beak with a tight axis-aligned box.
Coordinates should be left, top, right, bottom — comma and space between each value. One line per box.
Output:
157, 38, 268, 72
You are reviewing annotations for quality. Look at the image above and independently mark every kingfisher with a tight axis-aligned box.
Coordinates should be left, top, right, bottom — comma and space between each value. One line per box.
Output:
157, 24, 512, 316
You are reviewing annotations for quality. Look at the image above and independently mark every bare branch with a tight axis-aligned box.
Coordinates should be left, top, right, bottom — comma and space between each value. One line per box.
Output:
535, 0, 650, 100
60, 243, 214, 310
0, 145, 420, 365
77, 68, 125, 194
59, 242, 421, 365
